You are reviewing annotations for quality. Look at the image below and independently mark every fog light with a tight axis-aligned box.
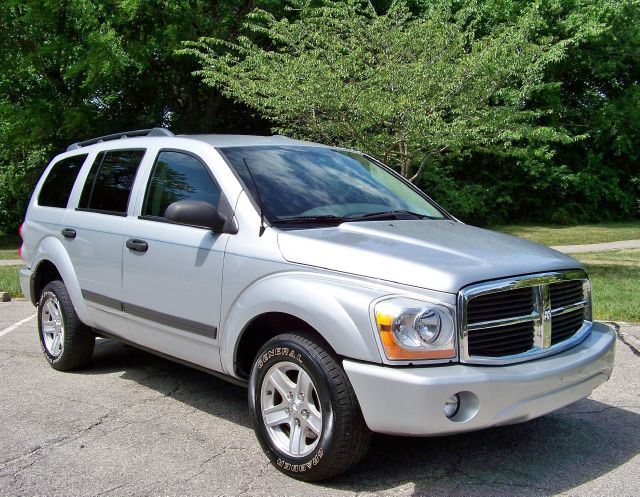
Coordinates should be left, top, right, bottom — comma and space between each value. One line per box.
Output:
444, 394, 460, 418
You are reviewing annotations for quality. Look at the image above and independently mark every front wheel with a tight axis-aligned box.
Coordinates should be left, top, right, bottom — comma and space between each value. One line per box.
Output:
249, 333, 371, 481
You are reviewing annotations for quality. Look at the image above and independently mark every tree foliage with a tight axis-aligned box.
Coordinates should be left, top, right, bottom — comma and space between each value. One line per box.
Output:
0, 0, 637, 231
0, 0, 273, 231
186, 0, 639, 224
186, 0, 577, 179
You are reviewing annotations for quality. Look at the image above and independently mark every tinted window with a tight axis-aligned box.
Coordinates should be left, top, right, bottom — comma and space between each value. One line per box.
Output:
38, 154, 88, 208
221, 146, 446, 223
79, 150, 145, 214
142, 151, 220, 218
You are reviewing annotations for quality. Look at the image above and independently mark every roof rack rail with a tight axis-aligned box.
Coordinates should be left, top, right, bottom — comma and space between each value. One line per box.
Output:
66, 127, 174, 152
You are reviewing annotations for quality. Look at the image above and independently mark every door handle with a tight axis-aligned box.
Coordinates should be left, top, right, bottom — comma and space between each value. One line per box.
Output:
61, 228, 76, 239
126, 238, 148, 253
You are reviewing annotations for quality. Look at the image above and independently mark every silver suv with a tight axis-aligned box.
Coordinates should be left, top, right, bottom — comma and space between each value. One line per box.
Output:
19, 128, 616, 480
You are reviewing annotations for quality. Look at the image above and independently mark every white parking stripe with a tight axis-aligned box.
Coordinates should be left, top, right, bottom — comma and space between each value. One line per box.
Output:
0, 314, 35, 338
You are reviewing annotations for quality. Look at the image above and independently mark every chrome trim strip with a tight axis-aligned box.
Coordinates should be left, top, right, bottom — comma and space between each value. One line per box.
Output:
466, 311, 540, 331
458, 269, 591, 365
533, 286, 544, 348
551, 300, 588, 316
541, 284, 552, 348
459, 322, 592, 366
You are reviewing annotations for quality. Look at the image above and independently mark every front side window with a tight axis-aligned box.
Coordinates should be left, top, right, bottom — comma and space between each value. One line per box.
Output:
142, 151, 221, 219
78, 150, 145, 215
38, 154, 88, 208
220, 146, 447, 227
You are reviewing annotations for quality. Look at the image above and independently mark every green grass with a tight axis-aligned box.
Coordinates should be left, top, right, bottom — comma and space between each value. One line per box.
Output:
575, 249, 640, 323
494, 221, 640, 246
0, 265, 22, 297
0, 233, 21, 260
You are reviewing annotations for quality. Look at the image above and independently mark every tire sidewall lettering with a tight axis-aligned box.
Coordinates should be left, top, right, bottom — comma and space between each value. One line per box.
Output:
257, 346, 303, 370
276, 448, 324, 473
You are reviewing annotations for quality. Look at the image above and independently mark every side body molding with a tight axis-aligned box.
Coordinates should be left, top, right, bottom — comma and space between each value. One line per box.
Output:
30, 236, 94, 327
220, 270, 386, 377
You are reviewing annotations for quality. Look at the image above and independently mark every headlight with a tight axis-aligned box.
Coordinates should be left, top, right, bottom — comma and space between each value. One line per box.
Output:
374, 298, 456, 361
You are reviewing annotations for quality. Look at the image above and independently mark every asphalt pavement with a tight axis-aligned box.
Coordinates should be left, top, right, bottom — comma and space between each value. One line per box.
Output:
0, 299, 638, 497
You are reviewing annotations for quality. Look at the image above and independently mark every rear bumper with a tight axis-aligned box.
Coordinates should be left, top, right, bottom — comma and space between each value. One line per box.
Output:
344, 322, 615, 436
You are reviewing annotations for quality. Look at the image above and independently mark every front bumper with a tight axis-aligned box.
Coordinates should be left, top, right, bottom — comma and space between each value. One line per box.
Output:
344, 322, 615, 436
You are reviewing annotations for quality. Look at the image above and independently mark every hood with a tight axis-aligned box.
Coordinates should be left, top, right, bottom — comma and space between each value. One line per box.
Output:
277, 220, 581, 294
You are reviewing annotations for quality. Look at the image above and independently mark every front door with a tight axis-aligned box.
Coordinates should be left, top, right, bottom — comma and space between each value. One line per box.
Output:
122, 150, 228, 371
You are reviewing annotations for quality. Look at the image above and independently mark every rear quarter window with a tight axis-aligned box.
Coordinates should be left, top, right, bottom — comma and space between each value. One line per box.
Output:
37, 154, 88, 208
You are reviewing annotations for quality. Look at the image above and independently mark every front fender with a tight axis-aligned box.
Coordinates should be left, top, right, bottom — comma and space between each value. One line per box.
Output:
220, 272, 386, 376
31, 236, 93, 326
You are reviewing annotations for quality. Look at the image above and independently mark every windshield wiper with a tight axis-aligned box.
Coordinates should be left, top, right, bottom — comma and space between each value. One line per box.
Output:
344, 210, 433, 222
272, 215, 346, 225
273, 210, 435, 226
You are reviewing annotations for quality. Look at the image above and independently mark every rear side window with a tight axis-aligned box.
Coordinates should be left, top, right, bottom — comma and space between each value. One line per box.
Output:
78, 150, 145, 215
142, 151, 220, 219
38, 154, 88, 208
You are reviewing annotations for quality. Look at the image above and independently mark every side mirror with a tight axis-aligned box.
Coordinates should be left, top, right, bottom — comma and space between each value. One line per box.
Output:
165, 200, 227, 232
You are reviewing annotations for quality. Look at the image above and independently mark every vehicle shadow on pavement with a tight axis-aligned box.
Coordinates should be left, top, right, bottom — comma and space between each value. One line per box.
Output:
324, 401, 640, 495
85, 339, 639, 496
85, 338, 252, 428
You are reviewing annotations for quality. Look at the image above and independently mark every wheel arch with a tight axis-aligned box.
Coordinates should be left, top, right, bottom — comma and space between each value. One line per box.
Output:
32, 259, 61, 304
221, 272, 384, 378
30, 236, 93, 326
233, 312, 336, 380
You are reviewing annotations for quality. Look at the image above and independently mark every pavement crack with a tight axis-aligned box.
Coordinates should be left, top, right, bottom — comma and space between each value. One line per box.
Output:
92, 483, 127, 497
0, 445, 42, 467
198, 450, 225, 469
0, 409, 115, 476
605, 321, 640, 358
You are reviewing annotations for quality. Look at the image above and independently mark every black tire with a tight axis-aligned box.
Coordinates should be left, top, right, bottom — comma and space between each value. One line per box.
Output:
37, 280, 94, 371
249, 333, 371, 481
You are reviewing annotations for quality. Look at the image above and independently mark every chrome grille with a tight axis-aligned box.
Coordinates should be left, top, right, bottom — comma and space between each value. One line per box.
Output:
550, 307, 585, 345
467, 321, 534, 357
466, 287, 534, 324
550, 280, 584, 309
459, 270, 592, 365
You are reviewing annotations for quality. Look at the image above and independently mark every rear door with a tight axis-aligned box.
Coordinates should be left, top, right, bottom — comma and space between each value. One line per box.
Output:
121, 149, 228, 371
62, 149, 146, 333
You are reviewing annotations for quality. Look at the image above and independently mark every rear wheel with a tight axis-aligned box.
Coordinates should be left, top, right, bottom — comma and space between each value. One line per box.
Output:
38, 280, 94, 371
249, 333, 371, 481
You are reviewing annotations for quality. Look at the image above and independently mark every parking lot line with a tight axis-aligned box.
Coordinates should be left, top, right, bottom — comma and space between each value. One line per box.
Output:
0, 314, 35, 338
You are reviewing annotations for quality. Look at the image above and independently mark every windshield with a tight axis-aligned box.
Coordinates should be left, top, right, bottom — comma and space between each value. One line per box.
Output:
220, 146, 447, 226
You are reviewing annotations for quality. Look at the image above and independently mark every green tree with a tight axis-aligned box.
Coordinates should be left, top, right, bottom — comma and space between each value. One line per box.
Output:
186, 0, 639, 224
0, 0, 275, 232
430, 0, 640, 224
184, 0, 584, 182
